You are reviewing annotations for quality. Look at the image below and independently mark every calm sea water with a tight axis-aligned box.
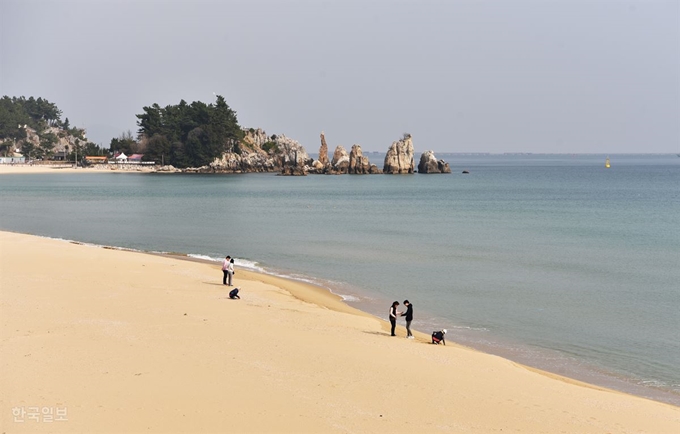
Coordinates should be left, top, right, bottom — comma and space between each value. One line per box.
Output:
1, 154, 679, 405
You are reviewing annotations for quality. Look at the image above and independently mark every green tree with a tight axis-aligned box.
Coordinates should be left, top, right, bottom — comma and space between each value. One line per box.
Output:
137, 95, 243, 168
109, 130, 137, 154
21, 142, 36, 160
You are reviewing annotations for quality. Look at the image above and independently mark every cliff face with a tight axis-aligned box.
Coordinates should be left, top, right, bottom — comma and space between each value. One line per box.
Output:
209, 128, 311, 174
383, 134, 415, 174
276, 134, 312, 169
15, 126, 87, 158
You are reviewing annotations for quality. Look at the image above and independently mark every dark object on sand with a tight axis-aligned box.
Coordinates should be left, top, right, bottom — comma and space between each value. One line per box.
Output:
229, 288, 240, 299
432, 329, 447, 345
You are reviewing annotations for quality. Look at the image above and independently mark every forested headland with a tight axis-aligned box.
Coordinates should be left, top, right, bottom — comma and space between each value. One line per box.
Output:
0, 96, 103, 160
1, 94, 441, 175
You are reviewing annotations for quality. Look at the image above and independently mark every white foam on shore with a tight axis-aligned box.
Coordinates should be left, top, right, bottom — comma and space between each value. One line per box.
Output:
338, 294, 360, 302
235, 258, 265, 273
187, 254, 221, 262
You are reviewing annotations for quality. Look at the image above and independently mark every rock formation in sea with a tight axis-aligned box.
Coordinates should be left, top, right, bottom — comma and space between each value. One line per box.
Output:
276, 134, 312, 172
318, 132, 330, 167
330, 145, 350, 174
417, 150, 451, 174
438, 159, 452, 173
383, 133, 415, 174
348, 144, 372, 174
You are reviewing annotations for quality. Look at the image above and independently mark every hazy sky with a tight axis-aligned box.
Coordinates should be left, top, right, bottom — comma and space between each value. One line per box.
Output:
1, 0, 678, 153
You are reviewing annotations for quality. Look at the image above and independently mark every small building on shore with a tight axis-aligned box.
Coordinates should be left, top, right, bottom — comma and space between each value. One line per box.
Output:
53, 151, 68, 161
0, 156, 26, 164
84, 156, 108, 164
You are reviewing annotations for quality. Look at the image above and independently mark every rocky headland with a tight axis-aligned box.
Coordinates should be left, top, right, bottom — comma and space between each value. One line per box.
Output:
126, 130, 452, 176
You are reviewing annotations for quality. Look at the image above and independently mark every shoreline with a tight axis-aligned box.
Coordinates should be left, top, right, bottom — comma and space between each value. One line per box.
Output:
151, 252, 680, 408
1, 230, 679, 432
5, 229, 680, 408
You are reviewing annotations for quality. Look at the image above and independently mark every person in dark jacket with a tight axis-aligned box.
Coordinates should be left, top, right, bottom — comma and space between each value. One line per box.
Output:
432, 329, 447, 345
229, 287, 240, 299
401, 300, 414, 339
389, 301, 400, 336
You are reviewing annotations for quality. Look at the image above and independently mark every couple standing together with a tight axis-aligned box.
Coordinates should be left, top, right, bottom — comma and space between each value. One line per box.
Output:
389, 300, 414, 338
222, 255, 235, 286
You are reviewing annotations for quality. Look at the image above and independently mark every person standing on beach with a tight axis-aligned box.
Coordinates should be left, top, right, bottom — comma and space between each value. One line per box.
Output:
227, 257, 235, 286
222, 256, 231, 285
401, 300, 414, 339
389, 301, 400, 336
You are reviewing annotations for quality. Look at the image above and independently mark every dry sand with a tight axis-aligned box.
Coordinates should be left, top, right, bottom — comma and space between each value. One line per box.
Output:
0, 165, 154, 174
0, 165, 82, 174
1, 231, 678, 433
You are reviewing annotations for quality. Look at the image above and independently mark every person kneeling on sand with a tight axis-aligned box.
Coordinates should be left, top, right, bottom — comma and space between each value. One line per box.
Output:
431, 329, 446, 345
229, 287, 240, 299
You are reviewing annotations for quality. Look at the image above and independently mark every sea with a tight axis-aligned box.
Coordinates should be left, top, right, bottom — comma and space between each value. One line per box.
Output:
1, 153, 678, 406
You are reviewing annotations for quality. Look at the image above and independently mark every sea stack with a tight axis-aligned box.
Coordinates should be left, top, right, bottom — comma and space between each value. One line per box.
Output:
418, 150, 451, 174
330, 145, 350, 174
318, 132, 330, 168
383, 133, 415, 174
348, 144, 372, 174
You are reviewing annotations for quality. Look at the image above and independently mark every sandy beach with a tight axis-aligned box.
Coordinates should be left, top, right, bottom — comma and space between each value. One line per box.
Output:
1, 231, 678, 433
0, 164, 158, 175
0, 164, 84, 174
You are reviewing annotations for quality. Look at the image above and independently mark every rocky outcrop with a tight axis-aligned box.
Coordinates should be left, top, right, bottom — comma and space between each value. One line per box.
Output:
383, 133, 415, 174
155, 165, 180, 173
319, 132, 330, 167
330, 145, 350, 174
348, 144, 372, 174
16, 126, 87, 158
280, 166, 307, 176
208, 129, 311, 174
210, 151, 278, 173
417, 150, 451, 174
242, 128, 270, 150
277, 134, 312, 174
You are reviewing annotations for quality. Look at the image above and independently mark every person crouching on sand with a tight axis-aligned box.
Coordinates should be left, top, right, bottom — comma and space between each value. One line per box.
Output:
389, 301, 401, 336
222, 256, 231, 285
432, 329, 447, 345
229, 287, 240, 299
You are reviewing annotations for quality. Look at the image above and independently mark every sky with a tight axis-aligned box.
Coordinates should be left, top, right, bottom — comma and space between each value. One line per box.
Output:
1, 0, 678, 153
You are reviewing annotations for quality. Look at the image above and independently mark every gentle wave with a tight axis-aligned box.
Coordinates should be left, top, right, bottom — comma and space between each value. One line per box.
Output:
187, 253, 221, 262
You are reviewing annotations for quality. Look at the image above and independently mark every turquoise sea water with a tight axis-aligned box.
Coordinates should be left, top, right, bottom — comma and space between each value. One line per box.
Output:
1, 154, 679, 405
